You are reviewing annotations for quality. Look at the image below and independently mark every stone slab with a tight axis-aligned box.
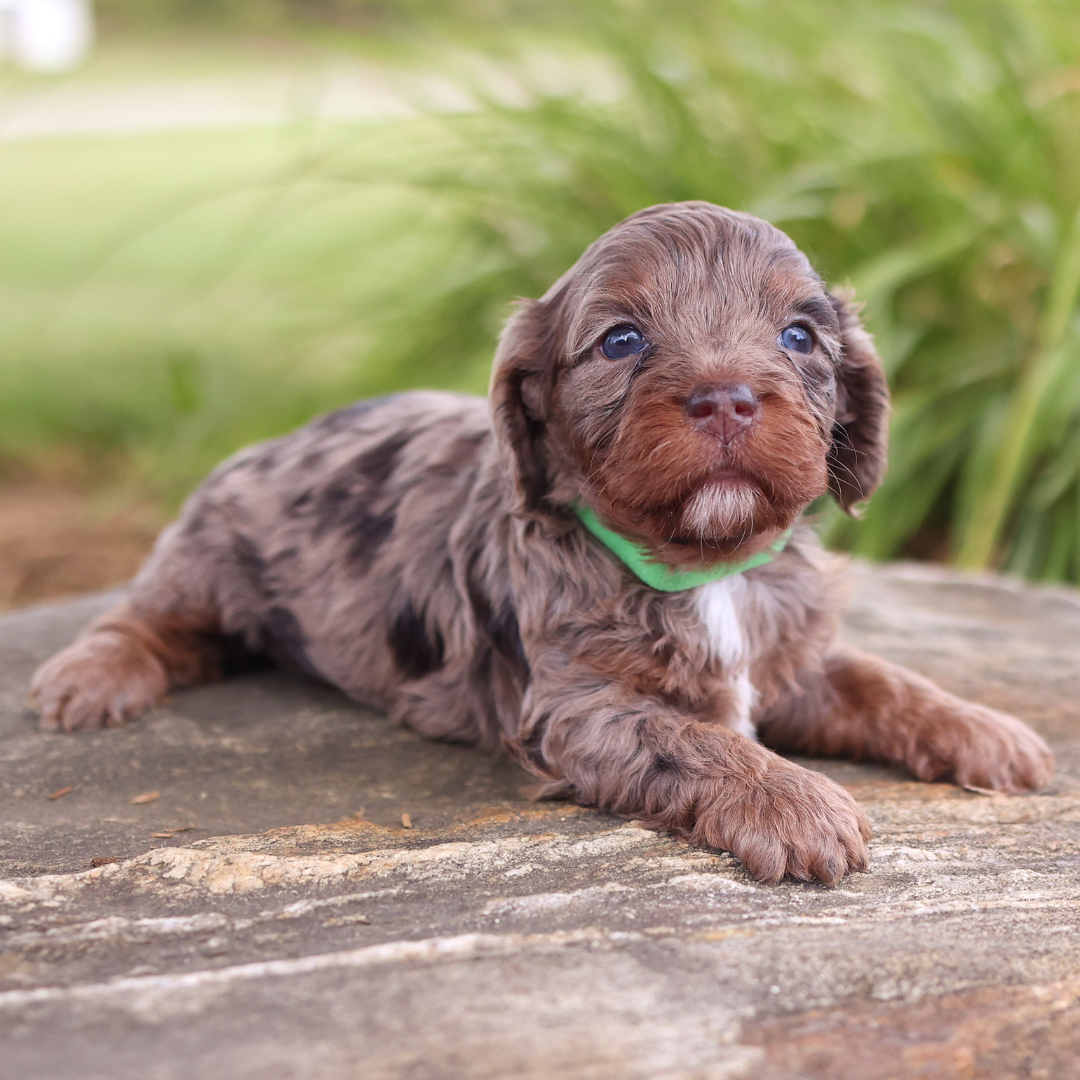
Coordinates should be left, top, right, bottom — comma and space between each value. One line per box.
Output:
1, 562, 1079, 1080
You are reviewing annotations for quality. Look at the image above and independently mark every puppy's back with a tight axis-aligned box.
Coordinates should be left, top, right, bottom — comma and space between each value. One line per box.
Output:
132, 391, 524, 740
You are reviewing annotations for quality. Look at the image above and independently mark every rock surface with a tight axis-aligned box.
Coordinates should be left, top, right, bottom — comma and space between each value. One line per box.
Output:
1, 562, 1079, 1080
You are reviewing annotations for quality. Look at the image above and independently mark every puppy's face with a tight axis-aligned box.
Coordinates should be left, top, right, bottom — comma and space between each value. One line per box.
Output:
492, 203, 889, 567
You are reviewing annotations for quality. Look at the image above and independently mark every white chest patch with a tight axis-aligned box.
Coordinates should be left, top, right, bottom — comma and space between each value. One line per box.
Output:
696, 576, 748, 669
695, 577, 758, 740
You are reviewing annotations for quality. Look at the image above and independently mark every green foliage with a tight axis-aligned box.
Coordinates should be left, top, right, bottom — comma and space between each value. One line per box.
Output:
328, 0, 1080, 581
5, 0, 1080, 582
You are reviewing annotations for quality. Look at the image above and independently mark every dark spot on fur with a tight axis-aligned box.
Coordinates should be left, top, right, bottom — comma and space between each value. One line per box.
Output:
313, 478, 397, 571
465, 553, 529, 676
303, 428, 411, 551
487, 601, 527, 668
262, 606, 320, 676
287, 490, 312, 514
300, 449, 324, 470
316, 482, 355, 520
347, 505, 396, 568
232, 534, 267, 589
353, 431, 411, 487
388, 598, 445, 680
254, 450, 279, 473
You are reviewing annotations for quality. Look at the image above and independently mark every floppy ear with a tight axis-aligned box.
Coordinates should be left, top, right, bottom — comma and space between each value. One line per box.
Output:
827, 291, 891, 515
489, 298, 558, 517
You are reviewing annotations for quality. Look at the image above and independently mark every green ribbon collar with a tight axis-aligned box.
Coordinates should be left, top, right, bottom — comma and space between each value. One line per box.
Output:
574, 505, 791, 592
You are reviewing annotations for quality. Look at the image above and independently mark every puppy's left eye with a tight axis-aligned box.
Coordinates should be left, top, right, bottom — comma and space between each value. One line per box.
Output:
779, 324, 814, 354
600, 325, 648, 360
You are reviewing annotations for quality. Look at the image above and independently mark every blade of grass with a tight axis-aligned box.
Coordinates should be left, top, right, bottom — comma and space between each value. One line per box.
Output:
957, 203, 1080, 568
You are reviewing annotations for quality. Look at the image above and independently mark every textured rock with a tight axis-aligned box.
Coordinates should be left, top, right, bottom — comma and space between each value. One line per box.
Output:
1, 562, 1078, 1080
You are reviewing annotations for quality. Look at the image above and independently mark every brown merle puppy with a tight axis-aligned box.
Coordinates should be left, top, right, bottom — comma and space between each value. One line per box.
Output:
30, 202, 1053, 886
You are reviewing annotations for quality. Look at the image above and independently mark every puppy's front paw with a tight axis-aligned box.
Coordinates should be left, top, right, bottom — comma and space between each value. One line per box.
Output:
907, 702, 1054, 794
691, 760, 872, 886
30, 631, 167, 733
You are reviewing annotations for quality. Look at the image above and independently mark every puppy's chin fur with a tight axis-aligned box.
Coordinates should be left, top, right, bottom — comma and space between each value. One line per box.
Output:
680, 481, 761, 540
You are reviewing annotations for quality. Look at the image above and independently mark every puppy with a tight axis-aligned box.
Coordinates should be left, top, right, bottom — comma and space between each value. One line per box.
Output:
30, 202, 1053, 885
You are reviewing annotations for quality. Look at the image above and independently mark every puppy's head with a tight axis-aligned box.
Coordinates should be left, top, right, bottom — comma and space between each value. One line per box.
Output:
491, 202, 889, 567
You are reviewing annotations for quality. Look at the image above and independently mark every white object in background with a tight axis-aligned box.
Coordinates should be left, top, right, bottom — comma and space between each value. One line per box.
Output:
0, 0, 94, 73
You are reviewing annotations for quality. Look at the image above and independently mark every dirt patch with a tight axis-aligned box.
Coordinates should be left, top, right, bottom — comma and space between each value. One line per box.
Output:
0, 482, 163, 611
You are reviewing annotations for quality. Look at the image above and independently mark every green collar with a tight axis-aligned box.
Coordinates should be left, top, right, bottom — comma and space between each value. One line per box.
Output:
574, 505, 792, 592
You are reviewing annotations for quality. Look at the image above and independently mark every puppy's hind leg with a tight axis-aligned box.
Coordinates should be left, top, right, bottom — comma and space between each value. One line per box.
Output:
30, 516, 234, 733
30, 601, 224, 733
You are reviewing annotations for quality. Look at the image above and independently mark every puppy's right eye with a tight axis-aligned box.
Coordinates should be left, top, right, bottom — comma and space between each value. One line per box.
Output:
600, 325, 648, 360
779, 324, 815, 354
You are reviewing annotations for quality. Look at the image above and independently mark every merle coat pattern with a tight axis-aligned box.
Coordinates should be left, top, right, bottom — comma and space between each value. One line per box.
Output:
31, 203, 1053, 886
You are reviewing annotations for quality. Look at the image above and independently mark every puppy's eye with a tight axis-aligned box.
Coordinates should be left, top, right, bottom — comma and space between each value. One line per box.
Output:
779, 324, 814, 354
600, 325, 648, 360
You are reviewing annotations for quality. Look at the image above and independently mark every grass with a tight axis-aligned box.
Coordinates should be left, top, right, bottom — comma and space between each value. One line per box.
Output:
0, 118, 476, 494
2, 0, 1080, 582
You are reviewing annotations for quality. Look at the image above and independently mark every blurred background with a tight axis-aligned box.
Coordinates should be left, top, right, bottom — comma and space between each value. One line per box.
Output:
1, 0, 1079, 609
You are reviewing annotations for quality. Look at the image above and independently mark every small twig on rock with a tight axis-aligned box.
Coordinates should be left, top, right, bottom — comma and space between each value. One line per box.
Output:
151, 826, 196, 839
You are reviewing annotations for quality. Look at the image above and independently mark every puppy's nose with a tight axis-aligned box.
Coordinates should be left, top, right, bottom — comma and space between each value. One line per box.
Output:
684, 383, 760, 444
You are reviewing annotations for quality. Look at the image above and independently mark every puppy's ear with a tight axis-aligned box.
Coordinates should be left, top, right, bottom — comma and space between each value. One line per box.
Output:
827, 291, 890, 515
489, 298, 557, 516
